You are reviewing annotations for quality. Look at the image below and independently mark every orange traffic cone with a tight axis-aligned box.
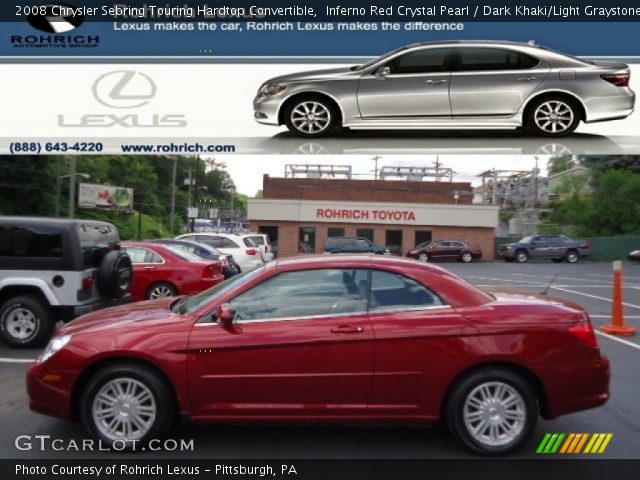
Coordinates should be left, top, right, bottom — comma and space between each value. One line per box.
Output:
601, 260, 636, 336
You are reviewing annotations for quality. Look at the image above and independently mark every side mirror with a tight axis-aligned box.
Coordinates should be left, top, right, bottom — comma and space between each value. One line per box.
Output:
217, 303, 235, 326
375, 66, 391, 80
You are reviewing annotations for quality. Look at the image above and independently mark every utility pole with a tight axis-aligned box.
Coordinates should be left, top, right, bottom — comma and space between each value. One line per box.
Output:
170, 156, 178, 235
371, 155, 382, 180
68, 156, 77, 218
433, 156, 440, 181
55, 157, 62, 217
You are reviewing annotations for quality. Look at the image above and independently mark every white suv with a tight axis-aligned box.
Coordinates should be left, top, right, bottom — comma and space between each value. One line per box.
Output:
238, 233, 274, 262
176, 233, 264, 272
0, 217, 132, 347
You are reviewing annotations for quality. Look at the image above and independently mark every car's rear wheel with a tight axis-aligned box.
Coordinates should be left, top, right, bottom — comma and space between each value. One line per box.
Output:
446, 368, 537, 455
80, 363, 176, 448
146, 283, 177, 300
526, 96, 580, 137
284, 95, 339, 137
565, 250, 579, 263
515, 250, 529, 263
460, 251, 473, 263
0, 295, 55, 348
418, 252, 429, 262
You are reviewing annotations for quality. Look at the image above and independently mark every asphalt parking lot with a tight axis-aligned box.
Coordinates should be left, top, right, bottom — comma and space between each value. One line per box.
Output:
1, 261, 639, 459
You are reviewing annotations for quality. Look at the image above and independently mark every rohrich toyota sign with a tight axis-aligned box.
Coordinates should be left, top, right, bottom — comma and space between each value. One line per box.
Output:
316, 208, 417, 222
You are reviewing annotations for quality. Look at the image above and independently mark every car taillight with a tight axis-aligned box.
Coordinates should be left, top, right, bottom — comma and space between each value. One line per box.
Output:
203, 263, 222, 278
569, 322, 598, 348
82, 276, 94, 290
246, 248, 258, 256
601, 73, 630, 87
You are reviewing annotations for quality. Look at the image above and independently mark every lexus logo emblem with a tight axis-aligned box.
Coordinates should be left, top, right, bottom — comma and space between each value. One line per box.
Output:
28, 4, 84, 33
92, 70, 157, 109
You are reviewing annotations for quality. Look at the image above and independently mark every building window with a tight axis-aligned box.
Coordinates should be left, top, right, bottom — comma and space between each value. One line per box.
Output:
385, 230, 403, 256
298, 227, 316, 253
327, 227, 345, 238
415, 230, 432, 248
356, 228, 374, 242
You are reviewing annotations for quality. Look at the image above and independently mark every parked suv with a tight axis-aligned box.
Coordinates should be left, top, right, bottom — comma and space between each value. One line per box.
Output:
0, 217, 132, 347
500, 235, 591, 263
176, 233, 264, 272
324, 237, 389, 255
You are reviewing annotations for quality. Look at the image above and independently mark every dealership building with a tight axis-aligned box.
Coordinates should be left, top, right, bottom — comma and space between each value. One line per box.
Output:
248, 174, 500, 260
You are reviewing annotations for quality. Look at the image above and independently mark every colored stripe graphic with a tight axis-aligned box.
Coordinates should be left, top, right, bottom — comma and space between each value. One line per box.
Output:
538, 433, 613, 454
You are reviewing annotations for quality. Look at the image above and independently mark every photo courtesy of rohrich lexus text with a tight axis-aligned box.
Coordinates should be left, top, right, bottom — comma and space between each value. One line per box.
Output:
1, 1, 640, 479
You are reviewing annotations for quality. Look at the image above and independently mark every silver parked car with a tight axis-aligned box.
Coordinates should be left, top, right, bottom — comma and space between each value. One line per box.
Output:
254, 40, 635, 138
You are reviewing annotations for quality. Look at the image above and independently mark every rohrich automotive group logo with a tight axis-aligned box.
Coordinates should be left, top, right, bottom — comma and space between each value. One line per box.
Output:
58, 70, 188, 128
536, 433, 613, 454
12, 3, 99, 49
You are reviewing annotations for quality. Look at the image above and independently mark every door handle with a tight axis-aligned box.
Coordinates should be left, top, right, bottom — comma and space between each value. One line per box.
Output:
144, 266, 157, 270
330, 325, 365, 334
426, 79, 447, 85
517, 76, 537, 82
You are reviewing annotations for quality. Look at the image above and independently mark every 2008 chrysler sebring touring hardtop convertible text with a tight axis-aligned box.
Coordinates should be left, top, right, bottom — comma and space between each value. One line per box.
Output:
28, 255, 610, 455
254, 40, 635, 137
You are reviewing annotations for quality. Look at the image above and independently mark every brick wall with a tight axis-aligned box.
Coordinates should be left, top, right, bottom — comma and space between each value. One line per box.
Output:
263, 175, 474, 205
252, 221, 495, 261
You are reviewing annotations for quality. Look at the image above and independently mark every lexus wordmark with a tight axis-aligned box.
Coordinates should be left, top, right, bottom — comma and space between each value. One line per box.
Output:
28, 256, 609, 455
254, 40, 635, 138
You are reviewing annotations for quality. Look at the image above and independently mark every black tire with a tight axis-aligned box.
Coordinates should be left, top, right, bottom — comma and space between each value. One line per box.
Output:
565, 250, 579, 263
80, 363, 176, 449
460, 251, 473, 263
97, 250, 133, 299
552, 258, 563, 263
525, 95, 580, 137
0, 295, 55, 348
445, 368, 538, 455
515, 250, 529, 263
284, 94, 340, 138
146, 282, 178, 301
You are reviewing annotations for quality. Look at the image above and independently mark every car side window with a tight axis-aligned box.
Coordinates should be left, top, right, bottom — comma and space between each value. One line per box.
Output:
369, 270, 446, 312
387, 48, 452, 75
229, 269, 369, 321
220, 237, 239, 248
456, 48, 540, 71
0, 225, 63, 257
123, 247, 147, 263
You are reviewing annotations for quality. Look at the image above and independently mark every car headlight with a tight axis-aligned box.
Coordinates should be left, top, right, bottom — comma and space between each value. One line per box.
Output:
258, 83, 288, 97
37, 335, 72, 364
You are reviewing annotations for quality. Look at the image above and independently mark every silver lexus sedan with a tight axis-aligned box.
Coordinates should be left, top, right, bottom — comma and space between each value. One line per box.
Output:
254, 40, 635, 138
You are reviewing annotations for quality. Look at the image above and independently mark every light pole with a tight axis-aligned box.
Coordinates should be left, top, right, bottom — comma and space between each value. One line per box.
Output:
55, 171, 90, 218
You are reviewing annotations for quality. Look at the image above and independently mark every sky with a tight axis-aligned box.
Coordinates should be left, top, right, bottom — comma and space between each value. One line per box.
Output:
207, 155, 551, 197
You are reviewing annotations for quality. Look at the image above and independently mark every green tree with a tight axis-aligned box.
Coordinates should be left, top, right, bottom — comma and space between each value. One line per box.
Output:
547, 155, 576, 175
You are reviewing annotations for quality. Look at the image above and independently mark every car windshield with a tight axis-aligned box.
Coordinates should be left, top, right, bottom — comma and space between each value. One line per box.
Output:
165, 246, 202, 262
176, 266, 266, 314
354, 45, 412, 71
416, 241, 432, 248
519, 236, 534, 244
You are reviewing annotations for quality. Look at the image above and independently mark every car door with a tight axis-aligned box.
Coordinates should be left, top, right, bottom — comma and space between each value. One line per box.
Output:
428, 241, 447, 260
529, 236, 549, 258
187, 267, 374, 418
357, 47, 453, 119
366, 269, 465, 418
449, 47, 550, 117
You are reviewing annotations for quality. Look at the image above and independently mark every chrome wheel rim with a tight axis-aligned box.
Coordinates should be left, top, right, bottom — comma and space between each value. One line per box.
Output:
149, 285, 174, 300
291, 101, 331, 134
418, 253, 428, 262
534, 101, 574, 134
462, 253, 472, 263
92, 378, 156, 442
517, 252, 527, 262
5, 308, 37, 340
567, 252, 578, 263
463, 381, 526, 447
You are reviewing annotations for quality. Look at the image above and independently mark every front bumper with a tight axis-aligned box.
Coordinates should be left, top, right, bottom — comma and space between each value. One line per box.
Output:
253, 95, 283, 126
27, 362, 78, 420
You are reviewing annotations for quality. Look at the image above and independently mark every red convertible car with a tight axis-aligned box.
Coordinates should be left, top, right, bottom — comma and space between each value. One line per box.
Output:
121, 242, 224, 301
27, 256, 609, 455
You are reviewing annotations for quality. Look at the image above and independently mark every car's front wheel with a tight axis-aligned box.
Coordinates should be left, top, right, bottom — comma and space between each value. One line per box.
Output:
526, 96, 580, 137
284, 95, 339, 137
565, 250, 579, 263
446, 368, 537, 455
80, 363, 176, 448
0, 295, 55, 348
460, 251, 473, 263
515, 250, 529, 263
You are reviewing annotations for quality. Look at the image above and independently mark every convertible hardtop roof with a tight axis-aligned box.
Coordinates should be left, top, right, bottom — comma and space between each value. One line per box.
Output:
0, 216, 116, 228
